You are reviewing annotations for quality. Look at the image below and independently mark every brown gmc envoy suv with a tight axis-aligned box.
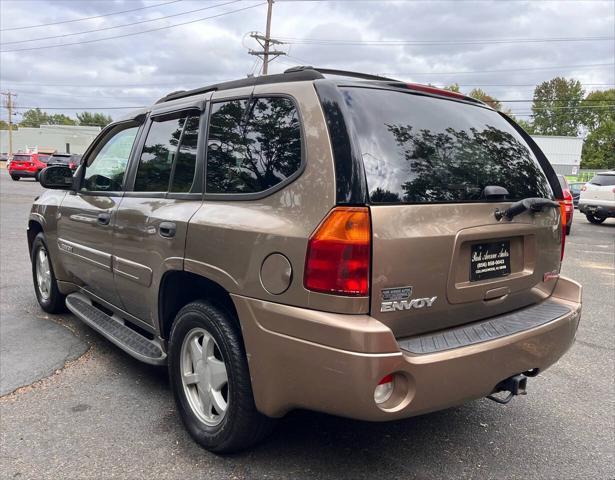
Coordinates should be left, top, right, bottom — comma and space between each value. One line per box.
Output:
29, 67, 582, 453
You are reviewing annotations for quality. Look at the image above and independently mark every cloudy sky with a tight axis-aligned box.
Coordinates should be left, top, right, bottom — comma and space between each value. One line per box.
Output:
0, 0, 613, 123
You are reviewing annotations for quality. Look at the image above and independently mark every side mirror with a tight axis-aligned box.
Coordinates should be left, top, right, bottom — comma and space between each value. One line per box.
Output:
39, 165, 74, 190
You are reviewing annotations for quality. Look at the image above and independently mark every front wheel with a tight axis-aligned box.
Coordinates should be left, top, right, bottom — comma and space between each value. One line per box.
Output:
168, 301, 275, 453
31, 232, 66, 313
586, 213, 606, 224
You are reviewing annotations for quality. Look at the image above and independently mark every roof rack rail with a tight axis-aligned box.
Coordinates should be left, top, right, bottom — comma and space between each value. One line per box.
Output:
285, 66, 400, 82
155, 68, 325, 104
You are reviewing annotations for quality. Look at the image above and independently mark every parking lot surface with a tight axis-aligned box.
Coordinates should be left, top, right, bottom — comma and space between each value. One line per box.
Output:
0, 170, 613, 479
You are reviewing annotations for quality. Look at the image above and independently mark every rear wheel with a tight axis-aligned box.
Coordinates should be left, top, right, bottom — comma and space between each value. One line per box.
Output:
11, 175, 19, 181
586, 213, 606, 224
31, 233, 66, 313
168, 301, 275, 453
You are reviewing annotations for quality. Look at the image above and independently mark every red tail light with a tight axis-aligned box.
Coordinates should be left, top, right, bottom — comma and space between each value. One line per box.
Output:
561, 189, 573, 214
304, 207, 371, 296
559, 202, 566, 261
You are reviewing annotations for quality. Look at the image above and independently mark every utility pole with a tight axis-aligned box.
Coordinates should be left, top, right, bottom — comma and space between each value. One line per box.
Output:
1, 91, 16, 158
248, 0, 285, 75
262, 0, 274, 74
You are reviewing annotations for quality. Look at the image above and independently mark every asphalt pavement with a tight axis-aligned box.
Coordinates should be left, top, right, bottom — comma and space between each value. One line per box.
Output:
0, 169, 613, 479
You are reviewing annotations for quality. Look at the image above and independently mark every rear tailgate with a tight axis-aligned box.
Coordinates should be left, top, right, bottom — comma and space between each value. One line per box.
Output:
342, 86, 562, 338
370, 204, 560, 337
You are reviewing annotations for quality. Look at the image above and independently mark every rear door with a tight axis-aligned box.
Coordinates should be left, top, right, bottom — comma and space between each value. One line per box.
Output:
112, 106, 204, 327
342, 87, 562, 338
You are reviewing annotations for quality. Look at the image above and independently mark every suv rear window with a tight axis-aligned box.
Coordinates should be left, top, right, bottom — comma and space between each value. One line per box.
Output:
589, 174, 615, 186
342, 87, 552, 204
12, 154, 31, 161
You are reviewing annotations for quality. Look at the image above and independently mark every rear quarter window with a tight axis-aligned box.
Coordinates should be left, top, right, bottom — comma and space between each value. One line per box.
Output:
342, 87, 553, 204
206, 96, 302, 195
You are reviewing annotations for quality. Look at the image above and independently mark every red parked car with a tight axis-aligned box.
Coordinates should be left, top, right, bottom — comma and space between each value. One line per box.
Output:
8, 152, 51, 181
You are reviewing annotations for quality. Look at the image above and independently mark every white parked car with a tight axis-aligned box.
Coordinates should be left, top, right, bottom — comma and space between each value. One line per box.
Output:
579, 171, 615, 224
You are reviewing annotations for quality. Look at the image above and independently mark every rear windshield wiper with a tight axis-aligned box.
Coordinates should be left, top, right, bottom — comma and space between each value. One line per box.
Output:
495, 197, 560, 221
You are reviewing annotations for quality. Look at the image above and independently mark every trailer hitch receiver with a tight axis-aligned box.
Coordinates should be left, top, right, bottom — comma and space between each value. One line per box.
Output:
487, 374, 528, 404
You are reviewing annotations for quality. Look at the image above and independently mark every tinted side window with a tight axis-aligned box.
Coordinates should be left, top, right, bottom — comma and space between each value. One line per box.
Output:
135, 117, 185, 192
82, 125, 138, 192
342, 87, 552, 203
170, 115, 200, 193
206, 97, 302, 194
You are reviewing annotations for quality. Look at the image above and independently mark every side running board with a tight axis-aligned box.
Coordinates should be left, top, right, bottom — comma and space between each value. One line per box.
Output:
66, 293, 166, 365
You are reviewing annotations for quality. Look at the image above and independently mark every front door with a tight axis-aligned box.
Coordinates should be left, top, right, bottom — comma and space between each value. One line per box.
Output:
57, 122, 141, 307
112, 110, 204, 327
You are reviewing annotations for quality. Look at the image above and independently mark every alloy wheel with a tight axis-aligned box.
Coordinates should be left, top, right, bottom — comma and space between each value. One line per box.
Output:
180, 327, 229, 426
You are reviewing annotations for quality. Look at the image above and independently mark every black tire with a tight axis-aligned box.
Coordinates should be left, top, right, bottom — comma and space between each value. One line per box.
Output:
31, 232, 66, 313
168, 301, 275, 453
565, 223, 571, 235
586, 213, 606, 224
11, 175, 19, 181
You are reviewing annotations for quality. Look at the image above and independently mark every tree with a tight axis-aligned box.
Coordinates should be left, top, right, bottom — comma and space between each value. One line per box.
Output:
444, 83, 461, 93
18, 108, 78, 127
581, 89, 614, 130
19, 108, 52, 128
49, 114, 77, 125
468, 88, 502, 111
531, 77, 585, 136
580, 88, 615, 169
514, 118, 535, 134
0, 120, 15, 130
581, 119, 615, 169
76, 112, 113, 127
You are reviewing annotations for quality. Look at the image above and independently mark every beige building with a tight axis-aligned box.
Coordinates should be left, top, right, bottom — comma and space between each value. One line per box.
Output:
1, 124, 101, 155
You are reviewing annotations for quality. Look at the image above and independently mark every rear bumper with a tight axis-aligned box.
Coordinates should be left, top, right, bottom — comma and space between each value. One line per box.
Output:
579, 202, 615, 218
9, 166, 39, 177
233, 276, 581, 420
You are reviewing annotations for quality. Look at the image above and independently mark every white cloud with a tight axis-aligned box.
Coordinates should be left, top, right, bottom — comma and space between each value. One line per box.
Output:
0, 0, 613, 121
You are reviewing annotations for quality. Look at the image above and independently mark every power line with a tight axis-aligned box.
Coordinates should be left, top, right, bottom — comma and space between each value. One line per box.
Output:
14, 106, 146, 110
0, 0, 184, 31
2, 0, 242, 46
277, 35, 614, 46
0, 3, 266, 53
